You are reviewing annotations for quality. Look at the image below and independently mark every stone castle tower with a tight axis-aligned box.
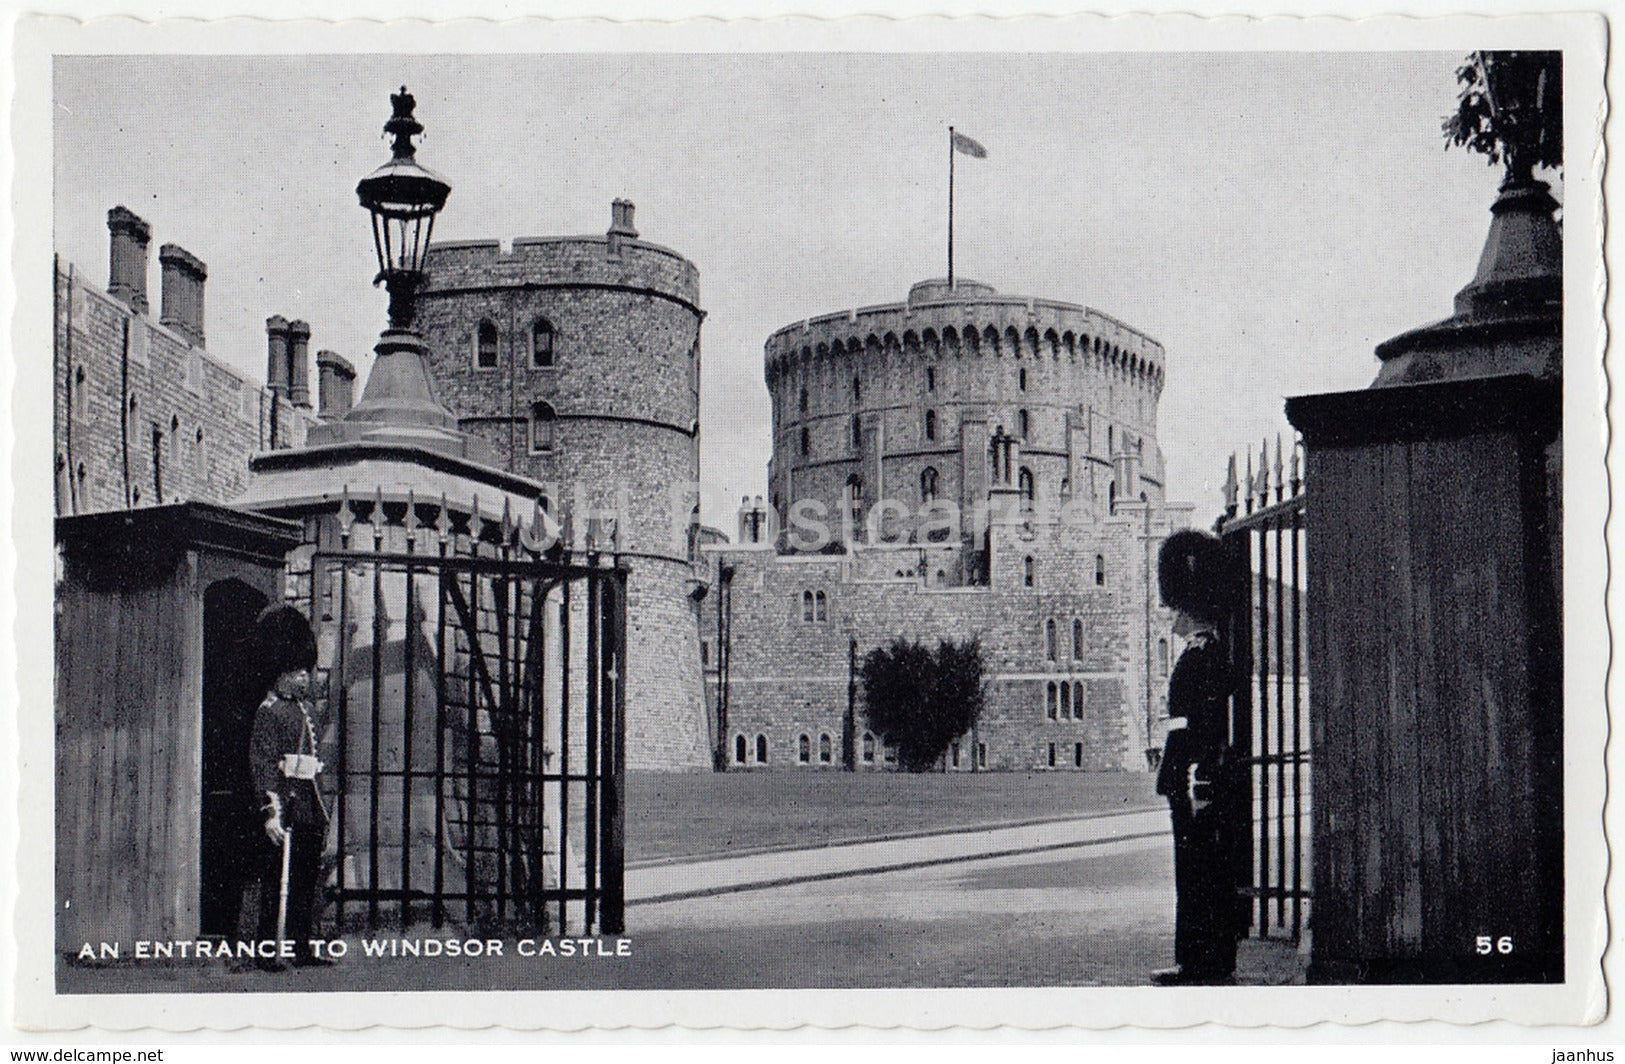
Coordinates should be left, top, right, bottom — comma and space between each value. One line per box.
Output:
706, 277, 1189, 774
765, 277, 1168, 550
413, 200, 711, 770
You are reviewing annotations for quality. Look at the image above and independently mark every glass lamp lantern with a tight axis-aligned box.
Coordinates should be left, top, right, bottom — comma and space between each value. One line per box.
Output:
356, 86, 451, 330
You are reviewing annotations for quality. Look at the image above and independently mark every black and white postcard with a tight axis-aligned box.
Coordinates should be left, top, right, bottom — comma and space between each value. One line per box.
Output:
5, 10, 1610, 1034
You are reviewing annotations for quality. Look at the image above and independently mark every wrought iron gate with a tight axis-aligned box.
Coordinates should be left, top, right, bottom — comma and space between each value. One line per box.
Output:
300, 498, 627, 936
1217, 437, 1310, 941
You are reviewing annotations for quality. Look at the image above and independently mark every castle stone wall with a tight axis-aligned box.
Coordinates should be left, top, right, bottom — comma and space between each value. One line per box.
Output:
412, 215, 710, 770
764, 280, 1169, 538
54, 262, 319, 517
707, 507, 1187, 774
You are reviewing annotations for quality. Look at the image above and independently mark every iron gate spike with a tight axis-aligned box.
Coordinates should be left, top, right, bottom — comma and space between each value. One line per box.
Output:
1274, 435, 1286, 504
468, 494, 485, 544
435, 493, 452, 543
338, 485, 355, 547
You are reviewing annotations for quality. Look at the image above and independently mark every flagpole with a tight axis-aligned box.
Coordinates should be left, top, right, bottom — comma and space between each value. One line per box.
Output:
947, 126, 955, 288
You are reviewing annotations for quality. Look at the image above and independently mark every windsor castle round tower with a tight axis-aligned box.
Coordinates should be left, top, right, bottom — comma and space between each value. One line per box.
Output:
708, 277, 1190, 775
765, 277, 1168, 554
415, 201, 711, 770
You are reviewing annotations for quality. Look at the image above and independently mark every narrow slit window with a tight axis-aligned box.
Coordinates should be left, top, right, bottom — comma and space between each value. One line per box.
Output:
476, 320, 499, 368
531, 319, 555, 368
530, 401, 556, 453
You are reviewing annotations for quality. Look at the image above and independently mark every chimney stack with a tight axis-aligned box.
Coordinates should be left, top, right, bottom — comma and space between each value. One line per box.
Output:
287, 320, 312, 408
316, 350, 356, 420
158, 244, 207, 347
607, 198, 638, 255
106, 206, 152, 315
265, 316, 291, 398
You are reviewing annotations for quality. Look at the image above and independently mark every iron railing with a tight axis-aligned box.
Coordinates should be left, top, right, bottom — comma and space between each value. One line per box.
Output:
295, 490, 626, 936
1217, 436, 1310, 942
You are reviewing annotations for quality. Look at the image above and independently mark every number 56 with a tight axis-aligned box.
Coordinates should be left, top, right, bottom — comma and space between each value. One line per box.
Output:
1476, 936, 1514, 955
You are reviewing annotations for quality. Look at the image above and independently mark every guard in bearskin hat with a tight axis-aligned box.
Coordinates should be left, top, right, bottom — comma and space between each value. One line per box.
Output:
246, 605, 333, 971
1152, 529, 1245, 985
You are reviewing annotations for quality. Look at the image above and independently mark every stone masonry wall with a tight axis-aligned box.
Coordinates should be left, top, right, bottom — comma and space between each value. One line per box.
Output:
411, 226, 709, 770
54, 263, 319, 516
707, 505, 1185, 774
764, 282, 1168, 537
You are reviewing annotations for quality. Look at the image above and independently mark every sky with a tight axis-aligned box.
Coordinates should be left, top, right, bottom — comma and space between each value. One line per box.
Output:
52, 51, 1518, 527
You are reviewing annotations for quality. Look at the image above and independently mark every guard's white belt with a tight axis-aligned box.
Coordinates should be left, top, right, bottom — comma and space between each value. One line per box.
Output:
278, 753, 324, 780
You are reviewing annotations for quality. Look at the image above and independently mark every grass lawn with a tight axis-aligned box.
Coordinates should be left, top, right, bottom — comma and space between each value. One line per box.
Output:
625, 769, 1161, 865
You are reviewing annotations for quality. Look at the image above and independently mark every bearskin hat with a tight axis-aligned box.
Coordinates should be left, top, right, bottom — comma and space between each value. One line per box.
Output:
1157, 529, 1235, 624
249, 604, 318, 679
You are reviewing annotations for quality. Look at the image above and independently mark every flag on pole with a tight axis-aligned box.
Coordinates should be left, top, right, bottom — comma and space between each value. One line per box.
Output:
951, 131, 988, 158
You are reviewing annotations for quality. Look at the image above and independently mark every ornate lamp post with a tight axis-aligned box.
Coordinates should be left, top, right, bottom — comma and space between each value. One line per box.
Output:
357, 86, 451, 331
324, 87, 467, 448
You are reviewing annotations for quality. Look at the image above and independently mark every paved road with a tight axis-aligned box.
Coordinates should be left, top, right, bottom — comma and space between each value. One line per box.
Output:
59, 808, 1303, 993
627, 806, 1172, 903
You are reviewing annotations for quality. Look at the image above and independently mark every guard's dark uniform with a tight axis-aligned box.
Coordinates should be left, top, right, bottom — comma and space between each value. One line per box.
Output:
1155, 629, 1242, 981
249, 688, 330, 958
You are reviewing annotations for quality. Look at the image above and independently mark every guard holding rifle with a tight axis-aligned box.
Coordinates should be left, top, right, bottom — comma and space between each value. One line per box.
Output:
1152, 529, 1245, 986
248, 605, 334, 972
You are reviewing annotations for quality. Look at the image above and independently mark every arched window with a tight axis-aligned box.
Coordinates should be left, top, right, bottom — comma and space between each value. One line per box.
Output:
920, 466, 939, 503
1047, 681, 1058, 720
814, 590, 828, 622
1018, 467, 1035, 510
734, 734, 747, 764
819, 733, 832, 763
1018, 409, 1030, 439
1073, 619, 1084, 660
530, 401, 556, 453
1019, 367, 1028, 391
924, 409, 937, 441
862, 732, 875, 763
1158, 638, 1170, 675
1048, 742, 1057, 768
531, 318, 555, 368
800, 427, 810, 457
799, 387, 809, 413
1095, 554, 1106, 586
1060, 681, 1073, 719
756, 734, 768, 763
798, 734, 811, 764
1024, 556, 1035, 588
1074, 742, 1084, 768
1073, 681, 1084, 719
802, 590, 815, 622
852, 376, 861, 404
1045, 619, 1057, 661
475, 320, 499, 368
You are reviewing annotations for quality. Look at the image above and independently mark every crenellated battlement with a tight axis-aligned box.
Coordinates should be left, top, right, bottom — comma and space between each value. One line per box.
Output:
423, 232, 699, 307
765, 279, 1164, 389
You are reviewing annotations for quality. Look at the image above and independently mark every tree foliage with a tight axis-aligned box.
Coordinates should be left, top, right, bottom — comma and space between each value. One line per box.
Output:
1443, 51, 1563, 181
860, 637, 984, 772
